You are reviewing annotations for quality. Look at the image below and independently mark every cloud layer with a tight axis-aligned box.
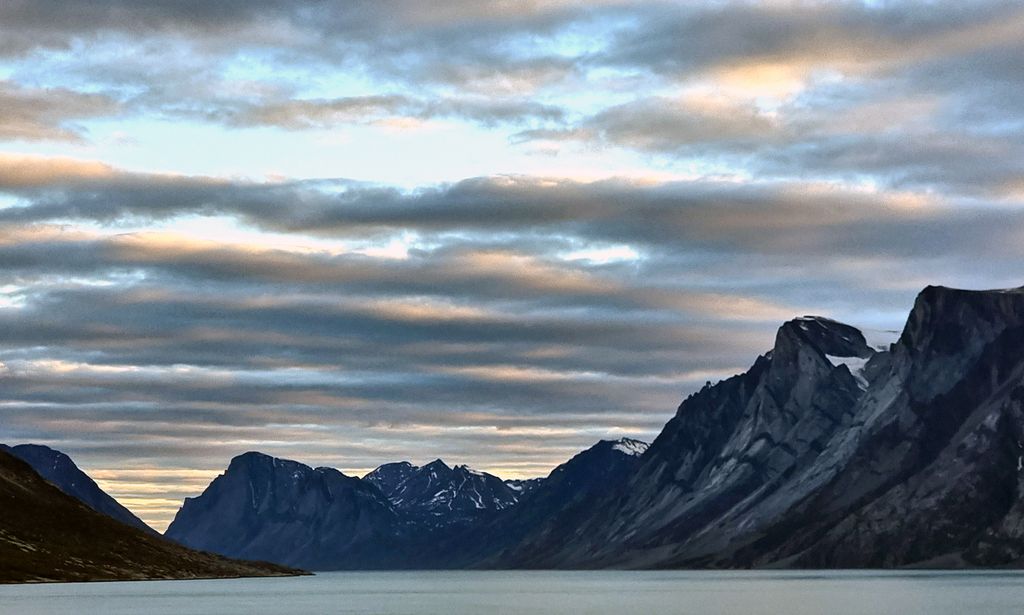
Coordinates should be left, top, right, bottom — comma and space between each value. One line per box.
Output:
1, 1, 1022, 529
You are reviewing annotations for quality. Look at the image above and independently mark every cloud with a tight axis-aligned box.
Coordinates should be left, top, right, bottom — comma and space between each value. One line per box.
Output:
4, 0, 1023, 199
218, 94, 565, 129
4, 1, 1024, 530
0, 0, 587, 147
0, 81, 119, 141
0, 161, 1010, 258
0, 0, 589, 107
519, 93, 779, 152
595, 2, 1024, 79
0, 154, 116, 187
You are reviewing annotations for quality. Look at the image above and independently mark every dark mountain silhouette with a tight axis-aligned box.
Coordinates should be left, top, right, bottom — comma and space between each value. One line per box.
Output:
165, 452, 403, 570
0, 443, 153, 534
0, 448, 300, 583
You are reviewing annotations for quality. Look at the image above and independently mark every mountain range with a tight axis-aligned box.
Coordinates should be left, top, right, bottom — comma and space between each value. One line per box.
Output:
162, 437, 649, 569
7, 284, 1024, 574
367, 458, 520, 527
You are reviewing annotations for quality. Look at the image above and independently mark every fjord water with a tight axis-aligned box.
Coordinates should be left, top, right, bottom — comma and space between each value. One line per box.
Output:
3, 570, 1024, 615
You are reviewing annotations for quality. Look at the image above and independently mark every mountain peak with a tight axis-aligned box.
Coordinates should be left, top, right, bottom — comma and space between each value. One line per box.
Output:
227, 451, 313, 471
609, 438, 649, 457
384, 459, 518, 525
5, 442, 60, 455
901, 285, 1024, 352
423, 458, 451, 472
894, 284, 1024, 401
166, 452, 399, 570
363, 461, 419, 498
229, 450, 275, 466
776, 314, 872, 360
587, 438, 649, 457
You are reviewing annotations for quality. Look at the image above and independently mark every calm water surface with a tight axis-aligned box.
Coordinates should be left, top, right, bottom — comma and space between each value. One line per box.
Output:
2, 570, 1023, 614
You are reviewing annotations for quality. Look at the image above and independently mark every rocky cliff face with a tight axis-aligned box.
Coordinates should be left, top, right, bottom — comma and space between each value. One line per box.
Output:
519, 315, 881, 567
741, 286, 1024, 568
528, 285, 1024, 569
0, 443, 153, 534
165, 452, 402, 570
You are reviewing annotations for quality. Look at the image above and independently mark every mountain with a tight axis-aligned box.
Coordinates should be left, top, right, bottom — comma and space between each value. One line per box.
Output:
520, 285, 1024, 569
481, 437, 649, 567
363, 461, 418, 498
744, 285, 1024, 568
504, 315, 879, 567
372, 437, 649, 569
164, 452, 403, 570
364, 460, 521, 520
0, 448, 300, 583
161, 285, 1024, 570
504, 478, 544, 497
163, 442, 643, 570
382, 459, 520, 527
0, 444, 153, 534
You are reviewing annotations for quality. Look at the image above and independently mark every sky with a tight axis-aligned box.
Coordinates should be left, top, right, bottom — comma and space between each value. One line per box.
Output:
2, 0, 1024, 531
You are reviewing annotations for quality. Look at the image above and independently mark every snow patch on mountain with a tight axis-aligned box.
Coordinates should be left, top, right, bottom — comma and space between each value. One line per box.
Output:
826, 354, 871, 388
612, 438, 648, 457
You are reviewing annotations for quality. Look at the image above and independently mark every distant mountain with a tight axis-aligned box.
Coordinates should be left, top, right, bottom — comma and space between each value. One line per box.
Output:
164, 452, 403, 570
0, 444, 153, 534
0, 448, 299, 583
364, 437, 649, 569
164, 441, 646, 570
363, 461, 418, 498
479, 437, 649, 567
382, 459, 519, 527
504, 478, 544, 497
